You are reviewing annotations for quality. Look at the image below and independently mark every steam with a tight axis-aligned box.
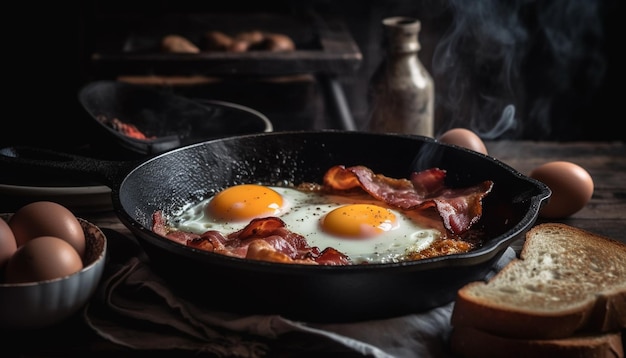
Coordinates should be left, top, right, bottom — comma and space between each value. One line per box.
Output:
480, 104, 516, 139
432, 0, 607, 140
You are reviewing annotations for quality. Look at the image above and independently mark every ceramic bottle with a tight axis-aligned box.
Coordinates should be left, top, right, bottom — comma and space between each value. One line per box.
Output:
367, 17, 434, 136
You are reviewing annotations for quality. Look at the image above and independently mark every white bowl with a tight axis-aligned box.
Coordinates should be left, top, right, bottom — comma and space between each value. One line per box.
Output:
0, 215, 107, 330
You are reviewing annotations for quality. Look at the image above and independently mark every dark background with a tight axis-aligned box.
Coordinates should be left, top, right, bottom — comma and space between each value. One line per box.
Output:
2, 0, 622, 151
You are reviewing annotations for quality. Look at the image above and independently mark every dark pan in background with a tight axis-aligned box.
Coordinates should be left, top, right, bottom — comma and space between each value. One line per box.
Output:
78, 80, 273, 155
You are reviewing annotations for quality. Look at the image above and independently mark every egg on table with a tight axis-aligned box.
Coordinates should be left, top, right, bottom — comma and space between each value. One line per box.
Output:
169, 184, 443, 264
437, 128, 488, 155
529, 161, 594, 218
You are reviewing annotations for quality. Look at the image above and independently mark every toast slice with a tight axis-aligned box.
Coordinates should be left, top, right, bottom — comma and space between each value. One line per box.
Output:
450, 223, 626, 339
449, 325, 624, 358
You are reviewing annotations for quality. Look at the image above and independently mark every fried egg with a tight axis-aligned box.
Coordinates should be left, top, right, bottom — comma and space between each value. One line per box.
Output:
170, 184, 442, 264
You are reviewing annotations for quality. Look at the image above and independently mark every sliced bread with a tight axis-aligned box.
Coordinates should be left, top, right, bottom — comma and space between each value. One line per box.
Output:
450, 223, 626, 339
449, 325, 624, 358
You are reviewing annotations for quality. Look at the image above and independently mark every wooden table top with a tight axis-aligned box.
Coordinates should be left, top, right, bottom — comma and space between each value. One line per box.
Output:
3, 140, 625, 357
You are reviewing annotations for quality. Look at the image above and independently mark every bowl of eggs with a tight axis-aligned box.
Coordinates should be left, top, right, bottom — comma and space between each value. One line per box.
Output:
0, 201, 107, 330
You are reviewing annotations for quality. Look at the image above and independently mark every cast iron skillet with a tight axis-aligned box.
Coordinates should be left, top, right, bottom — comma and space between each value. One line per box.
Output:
0, 131, 550, 323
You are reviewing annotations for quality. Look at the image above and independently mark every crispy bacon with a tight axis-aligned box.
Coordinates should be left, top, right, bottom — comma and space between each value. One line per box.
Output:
233, 216, 286, 239
152, 210, 168, 236
152, 211, 351, 265
153, 211, 200, 244
323, 165, 493, 235
314, 247, 352, 266
246, 240, 317, 265
231, 217, 320, 258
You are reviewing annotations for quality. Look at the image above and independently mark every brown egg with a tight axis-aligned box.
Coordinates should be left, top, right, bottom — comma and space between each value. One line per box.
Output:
0, 218, 17, 269
4, 236, 84, 283
438, 128, 488, 155
8, 201, 85, 258
529, 161, 594, 218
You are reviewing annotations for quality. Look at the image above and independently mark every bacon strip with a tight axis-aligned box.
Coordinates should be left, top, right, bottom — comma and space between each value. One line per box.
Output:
153, 211, 200, 244
323, 165, 493, 234
152, 212, 351, 265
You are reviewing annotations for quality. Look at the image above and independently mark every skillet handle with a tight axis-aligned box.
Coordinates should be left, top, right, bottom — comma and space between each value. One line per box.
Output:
0, 146, 138, 189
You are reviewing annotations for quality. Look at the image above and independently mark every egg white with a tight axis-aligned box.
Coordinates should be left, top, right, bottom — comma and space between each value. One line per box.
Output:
169, 186, 442, 264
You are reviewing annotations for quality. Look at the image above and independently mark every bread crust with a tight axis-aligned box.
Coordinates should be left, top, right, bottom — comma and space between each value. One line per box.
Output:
449, 325, 624, 358
452, 281, 594, 338
450, 223, 626, 339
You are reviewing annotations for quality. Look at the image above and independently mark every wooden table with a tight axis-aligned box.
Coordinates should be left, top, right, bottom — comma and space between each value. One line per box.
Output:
4, 140, 625, 357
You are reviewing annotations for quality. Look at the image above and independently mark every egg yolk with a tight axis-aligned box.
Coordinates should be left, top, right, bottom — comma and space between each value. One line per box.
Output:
321, 204, 397, 239
207, 184, 284, 222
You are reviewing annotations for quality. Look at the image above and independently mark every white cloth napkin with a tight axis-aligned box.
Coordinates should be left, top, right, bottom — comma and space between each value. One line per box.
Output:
84, 229, 516, 358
